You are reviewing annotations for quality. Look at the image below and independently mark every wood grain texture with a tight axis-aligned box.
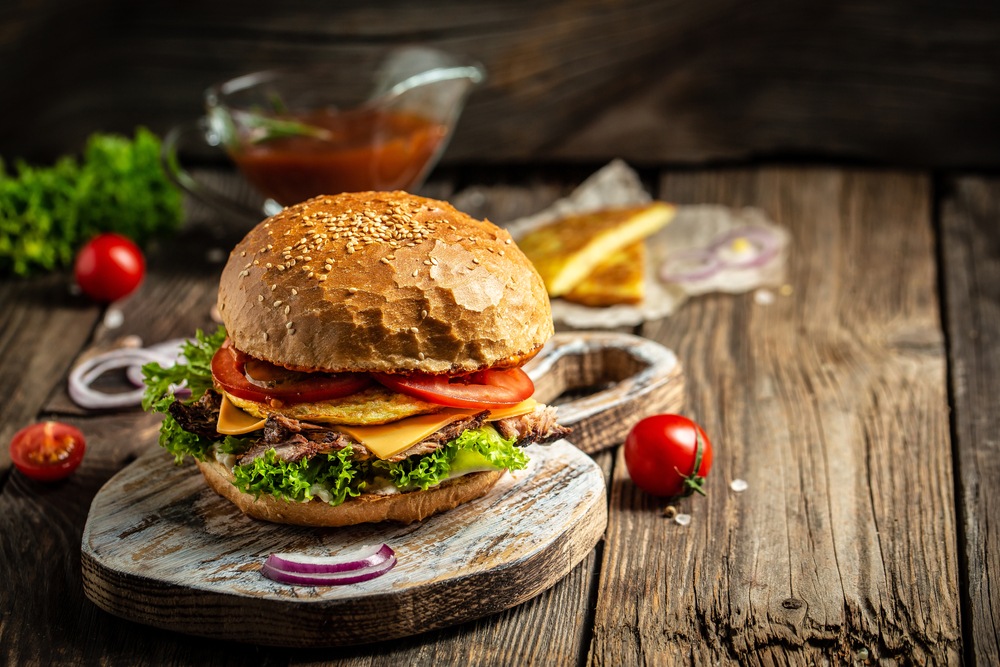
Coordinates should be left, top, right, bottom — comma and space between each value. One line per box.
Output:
2, 1, 999, 167
82, 439, 605, 647
940, 176, 1000, 667
587, 169, 959, 665
526, 332, 684, 455
0, 275, 101, 477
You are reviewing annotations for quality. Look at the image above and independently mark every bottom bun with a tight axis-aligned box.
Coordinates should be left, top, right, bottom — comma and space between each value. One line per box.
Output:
196, 459, 505, 527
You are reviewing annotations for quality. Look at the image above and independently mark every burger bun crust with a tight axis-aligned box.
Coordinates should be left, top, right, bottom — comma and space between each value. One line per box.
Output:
218, 191, 553, 374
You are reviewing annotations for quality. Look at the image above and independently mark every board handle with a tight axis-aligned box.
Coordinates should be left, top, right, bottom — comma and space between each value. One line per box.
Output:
523, 332, 685, 455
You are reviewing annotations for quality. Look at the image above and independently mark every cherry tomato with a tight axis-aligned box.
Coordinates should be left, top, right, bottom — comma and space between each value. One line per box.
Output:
371, 368, 535, 409
9, 421, 86, 482
74, 233, 145, 302
623, 415, 712, 497
211, 345, 372, 404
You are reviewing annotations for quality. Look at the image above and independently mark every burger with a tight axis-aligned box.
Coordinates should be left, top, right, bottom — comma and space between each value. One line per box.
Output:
141, 191, 569, 527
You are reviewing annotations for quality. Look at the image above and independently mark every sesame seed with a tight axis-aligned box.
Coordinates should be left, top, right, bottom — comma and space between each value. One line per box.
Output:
266, 263, 273, 268
291, 289, 298, 295
473, 258, 480, 264
284, 306, 290, 315
277, 265, 285, 271
274, 300, 283, 307
308, 272, 314, 277
348, 287, 358, 293
288, 329, 295, 335
423, 260, 432, 266
418, 352, 425, 360
380, 257, 390, 264
505, 239, 512, 244
318, 274, 327, 281
421, 309, 427, 318
271, 284, 277, 290
412, 269, 419, 277
499, 250, 504, 256
431, 257, 438, 265
410, 327, 419, 333
258, 295, 264, 302
263, 332, 268, 341
286, 322, 293, 329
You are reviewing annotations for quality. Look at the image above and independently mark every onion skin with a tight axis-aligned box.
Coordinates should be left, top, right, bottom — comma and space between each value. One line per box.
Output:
265, 543, 394, 574
261, 555, 397, 586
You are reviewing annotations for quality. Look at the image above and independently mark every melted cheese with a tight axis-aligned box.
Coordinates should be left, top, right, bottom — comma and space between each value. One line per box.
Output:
215, 395, 541, 460
335, 409, 475, 460
217, 395, 268, 434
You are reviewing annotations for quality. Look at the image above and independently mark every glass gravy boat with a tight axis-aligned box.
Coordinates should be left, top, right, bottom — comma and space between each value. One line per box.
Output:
162, 47, 484, 223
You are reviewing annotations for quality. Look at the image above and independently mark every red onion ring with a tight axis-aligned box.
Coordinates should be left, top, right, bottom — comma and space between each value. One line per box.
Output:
708, 226, 781, 269
261, 545, 397, 586
659, 248, 721, 282
265, 543, 395, 574
68, 340, 187, 410
659, 225, 783, 283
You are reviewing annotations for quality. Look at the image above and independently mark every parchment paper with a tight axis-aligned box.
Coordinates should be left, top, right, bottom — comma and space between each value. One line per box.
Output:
501, 160, 790, 328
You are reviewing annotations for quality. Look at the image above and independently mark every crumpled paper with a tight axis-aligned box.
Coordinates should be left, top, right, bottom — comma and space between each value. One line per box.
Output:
501, 160, 790, 328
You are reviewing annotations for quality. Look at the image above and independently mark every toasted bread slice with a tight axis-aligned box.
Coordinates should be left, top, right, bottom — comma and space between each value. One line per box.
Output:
518, 202, 676, 296
563, 242, 645, 306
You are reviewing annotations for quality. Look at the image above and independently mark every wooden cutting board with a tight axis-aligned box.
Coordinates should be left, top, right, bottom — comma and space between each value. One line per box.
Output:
81, 332, 683, 647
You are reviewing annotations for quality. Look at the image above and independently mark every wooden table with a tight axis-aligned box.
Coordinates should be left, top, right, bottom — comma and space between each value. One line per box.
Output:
1, 165, 996, 666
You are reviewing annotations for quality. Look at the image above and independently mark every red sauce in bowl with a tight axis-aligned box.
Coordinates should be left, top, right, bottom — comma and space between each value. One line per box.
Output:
229, 109, 448, 205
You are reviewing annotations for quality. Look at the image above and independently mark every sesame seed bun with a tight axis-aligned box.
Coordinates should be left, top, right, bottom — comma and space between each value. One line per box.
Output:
217, 191, 553, 374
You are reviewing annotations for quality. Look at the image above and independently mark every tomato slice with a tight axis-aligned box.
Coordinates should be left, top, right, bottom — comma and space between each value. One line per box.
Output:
10, 422, 86, 482
371, 368, 534, 409
211, 346, 372, 404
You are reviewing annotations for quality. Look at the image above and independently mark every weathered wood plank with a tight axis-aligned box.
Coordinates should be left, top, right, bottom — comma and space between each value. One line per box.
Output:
940, 176, 1000, 667
4, 1, 999, 167
0, 275, 101, 477
587, 169, 960, 665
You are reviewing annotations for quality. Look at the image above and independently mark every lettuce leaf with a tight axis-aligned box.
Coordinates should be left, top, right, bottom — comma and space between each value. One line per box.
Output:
141, 326, 227, 464
374, 424, 527, 492
228, 424, 528, 507
233, 448, 364, 506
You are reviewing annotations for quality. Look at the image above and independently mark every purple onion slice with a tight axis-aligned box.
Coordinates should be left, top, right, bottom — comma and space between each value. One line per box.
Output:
659, 248, 722, 283
265, 543, 395, 574
261, 555, 397, 586
709, 226, 782, 269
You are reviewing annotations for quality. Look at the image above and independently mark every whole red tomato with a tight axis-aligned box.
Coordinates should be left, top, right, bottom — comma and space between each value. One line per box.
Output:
624, 415, 712, 497
74, 233, 145, 302
9, 421, 87, 482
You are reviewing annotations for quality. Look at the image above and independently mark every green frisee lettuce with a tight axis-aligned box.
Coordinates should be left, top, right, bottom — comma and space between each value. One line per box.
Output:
141, 326, 227, 464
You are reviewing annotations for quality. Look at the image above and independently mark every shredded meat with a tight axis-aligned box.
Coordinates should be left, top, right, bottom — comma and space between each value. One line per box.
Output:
493, 405, 571, 446
386, 411, 489, 462
168, 390, 222, 440
237, 415, 360, 466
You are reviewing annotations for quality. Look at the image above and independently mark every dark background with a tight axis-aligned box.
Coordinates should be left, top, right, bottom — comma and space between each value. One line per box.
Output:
2, 0, 999, 168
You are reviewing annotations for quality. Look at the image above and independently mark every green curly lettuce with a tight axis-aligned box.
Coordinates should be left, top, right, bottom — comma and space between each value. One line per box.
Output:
374, 424, 528, 492
233, 448, 364, 506
141, 326, 228, 464
227, 424, 528, 507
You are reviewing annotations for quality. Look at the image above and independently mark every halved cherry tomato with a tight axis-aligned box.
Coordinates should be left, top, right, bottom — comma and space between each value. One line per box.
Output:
10, 422, 86, 482
371, 368, 534, 409
211, 346, 371, 404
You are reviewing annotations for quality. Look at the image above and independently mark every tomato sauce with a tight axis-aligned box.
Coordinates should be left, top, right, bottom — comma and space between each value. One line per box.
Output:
229, 109, 448, 205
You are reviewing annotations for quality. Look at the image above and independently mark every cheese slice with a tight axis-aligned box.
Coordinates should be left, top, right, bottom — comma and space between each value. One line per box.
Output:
215, 394, 541, 460
217, 395, 268, 434
335, 409, 476, 460
485, 398, 537, 421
